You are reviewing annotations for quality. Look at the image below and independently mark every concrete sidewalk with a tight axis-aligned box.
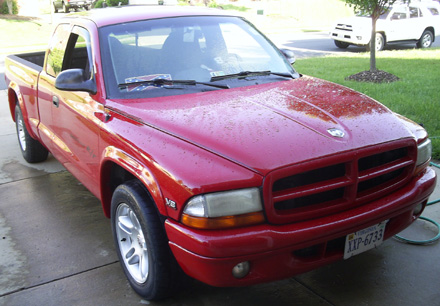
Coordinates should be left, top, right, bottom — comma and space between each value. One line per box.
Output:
0, 88, 439, 305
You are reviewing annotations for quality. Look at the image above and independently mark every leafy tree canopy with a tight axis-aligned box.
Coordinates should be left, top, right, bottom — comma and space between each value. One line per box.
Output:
343, 0, 401, 19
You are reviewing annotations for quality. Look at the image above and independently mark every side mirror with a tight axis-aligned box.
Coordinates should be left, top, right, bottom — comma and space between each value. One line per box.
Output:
55, 69, 97, 94
280, 49, 296, 65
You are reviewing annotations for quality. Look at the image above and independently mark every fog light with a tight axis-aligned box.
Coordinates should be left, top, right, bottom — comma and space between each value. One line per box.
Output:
232, 261, 250, 279
357, 36, 362, 40
413, 202, 425, 217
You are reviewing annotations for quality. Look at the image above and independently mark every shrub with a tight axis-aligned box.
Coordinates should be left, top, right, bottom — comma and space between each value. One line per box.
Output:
0, 0, 18, 15
94, 0, 128, 8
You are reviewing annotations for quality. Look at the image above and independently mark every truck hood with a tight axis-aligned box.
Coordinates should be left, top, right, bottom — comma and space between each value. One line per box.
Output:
107, 76, 414, 174
335, 16, 388, 30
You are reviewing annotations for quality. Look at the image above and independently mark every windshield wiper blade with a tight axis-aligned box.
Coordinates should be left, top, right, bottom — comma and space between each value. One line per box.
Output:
118, 78, 229, 90
210, 70, 294, 82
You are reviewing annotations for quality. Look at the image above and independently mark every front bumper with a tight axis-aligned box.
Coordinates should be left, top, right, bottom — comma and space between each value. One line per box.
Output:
67, 2, 90, 9
330, 30, 370, 46
165, 167, 436, 287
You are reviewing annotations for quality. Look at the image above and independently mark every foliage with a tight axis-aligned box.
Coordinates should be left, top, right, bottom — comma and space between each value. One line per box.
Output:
0, 0, 18, 15
294, 49, 440, 159
94, 0, 128, 8
208, 0, 217, 8
342, 0, 398, 18
340, 0, 404, 72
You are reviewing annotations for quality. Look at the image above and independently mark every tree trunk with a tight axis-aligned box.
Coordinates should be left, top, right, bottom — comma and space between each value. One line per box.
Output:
6, 0, 13, 14
370, 16, 377, 72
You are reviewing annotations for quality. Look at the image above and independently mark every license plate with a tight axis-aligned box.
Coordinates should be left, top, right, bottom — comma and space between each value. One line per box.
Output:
343, 221, 387, 259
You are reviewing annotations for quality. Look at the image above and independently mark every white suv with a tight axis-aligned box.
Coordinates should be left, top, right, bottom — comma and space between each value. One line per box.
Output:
330, 1, 440, 50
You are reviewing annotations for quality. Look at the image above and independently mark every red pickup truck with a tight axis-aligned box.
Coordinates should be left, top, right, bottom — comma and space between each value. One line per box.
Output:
4, 6, 436, 300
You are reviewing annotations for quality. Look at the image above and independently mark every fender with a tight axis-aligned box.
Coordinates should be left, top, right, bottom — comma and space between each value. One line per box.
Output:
7, 74, 42, 142
7, 83, 40, 140
100, 146, 166, 218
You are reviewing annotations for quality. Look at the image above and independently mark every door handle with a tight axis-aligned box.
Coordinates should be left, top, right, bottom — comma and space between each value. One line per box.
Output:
52, 96, 59, 108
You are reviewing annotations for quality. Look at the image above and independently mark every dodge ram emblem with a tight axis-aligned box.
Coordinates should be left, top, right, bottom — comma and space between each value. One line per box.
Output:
327, 128, 345, 138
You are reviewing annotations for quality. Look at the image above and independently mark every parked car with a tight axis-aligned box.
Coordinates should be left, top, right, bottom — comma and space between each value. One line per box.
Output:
5, 6, 436, 300
330, 1, 440, 50
53, 0, 93, 13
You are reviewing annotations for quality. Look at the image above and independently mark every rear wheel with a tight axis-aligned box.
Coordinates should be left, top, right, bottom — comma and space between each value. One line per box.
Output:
334, 40, 349, 49
111, 180, 179, 300
15, 104, 49, 163
417, 30, 433, 48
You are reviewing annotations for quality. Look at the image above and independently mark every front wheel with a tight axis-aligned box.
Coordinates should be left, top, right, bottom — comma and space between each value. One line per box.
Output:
366, 33, 386, 51
15, 104, 49, 163
417, 30, 434, 48
334, 40, 349, 49
111, 180, 179, 300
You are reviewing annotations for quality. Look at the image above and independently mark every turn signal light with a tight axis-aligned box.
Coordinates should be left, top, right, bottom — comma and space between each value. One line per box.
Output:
181, 211, 265, 230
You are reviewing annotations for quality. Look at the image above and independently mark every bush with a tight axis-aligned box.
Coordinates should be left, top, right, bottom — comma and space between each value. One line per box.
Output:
207, 0, 217, 8
0, 0, 18, 15
94, 0, 128, 8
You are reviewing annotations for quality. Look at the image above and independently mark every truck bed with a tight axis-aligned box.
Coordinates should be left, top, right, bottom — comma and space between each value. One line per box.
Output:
8, 51, 45, 71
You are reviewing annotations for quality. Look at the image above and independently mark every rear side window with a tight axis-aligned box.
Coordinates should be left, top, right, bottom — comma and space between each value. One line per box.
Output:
428, 7, 439, 15
409, 7, 422, 18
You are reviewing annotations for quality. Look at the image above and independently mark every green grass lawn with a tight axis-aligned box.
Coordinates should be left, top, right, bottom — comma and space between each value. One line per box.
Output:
0, 17, 53, 53
294, 49, 440, 159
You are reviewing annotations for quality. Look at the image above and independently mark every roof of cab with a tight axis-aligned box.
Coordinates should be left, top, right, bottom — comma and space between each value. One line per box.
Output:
62, 5, 236, 28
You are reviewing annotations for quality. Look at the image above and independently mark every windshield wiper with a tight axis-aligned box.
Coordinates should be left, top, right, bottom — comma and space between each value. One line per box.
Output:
118, 78, 230, 90
210, 70, 294, 82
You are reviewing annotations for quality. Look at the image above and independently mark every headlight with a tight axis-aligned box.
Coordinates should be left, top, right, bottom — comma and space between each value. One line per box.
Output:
416, 138, 432, 173
182, 188, 265, 229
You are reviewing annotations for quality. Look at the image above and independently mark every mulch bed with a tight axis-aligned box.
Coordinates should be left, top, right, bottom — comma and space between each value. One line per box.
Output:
0, 14, 39, 21
345, 70, 400, 83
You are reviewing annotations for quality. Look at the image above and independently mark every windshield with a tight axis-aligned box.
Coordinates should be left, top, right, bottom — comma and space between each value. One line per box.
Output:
99, 16, 298, 99
356, 8, 391, 19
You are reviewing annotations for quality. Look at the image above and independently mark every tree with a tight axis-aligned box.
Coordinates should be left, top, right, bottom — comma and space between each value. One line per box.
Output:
6, 0, 13, 14
342, 0, 406, 72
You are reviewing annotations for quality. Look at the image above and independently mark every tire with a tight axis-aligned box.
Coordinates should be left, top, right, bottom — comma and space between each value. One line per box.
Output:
111, 180, 179, 300
334, 40, 349, 49
366, 33, 386, 51
417, 30, 434, 48
375, 33, 386, 51
15, 104, 49, 163
53, 4, 58, 13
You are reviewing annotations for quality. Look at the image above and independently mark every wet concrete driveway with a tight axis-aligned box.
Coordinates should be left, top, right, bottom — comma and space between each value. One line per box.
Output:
1, 89, 439, 305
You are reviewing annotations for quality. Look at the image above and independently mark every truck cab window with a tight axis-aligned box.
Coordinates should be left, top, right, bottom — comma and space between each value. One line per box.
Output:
46, 25, 93, 79
63, 26, 93, 80
46, 24, 70, 77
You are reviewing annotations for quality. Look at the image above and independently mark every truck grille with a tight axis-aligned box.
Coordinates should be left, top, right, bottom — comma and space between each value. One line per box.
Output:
335, 24, 353, 31
263, 140, 417, 224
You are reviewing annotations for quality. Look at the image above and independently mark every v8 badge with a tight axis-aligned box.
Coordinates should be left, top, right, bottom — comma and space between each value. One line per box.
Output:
165, 198, 177, 210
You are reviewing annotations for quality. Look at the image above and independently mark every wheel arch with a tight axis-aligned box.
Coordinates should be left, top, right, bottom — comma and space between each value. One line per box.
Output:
421, 27, 435, 42
7, 86, 19, 123
377, 31, 386, 42
7, 85, 39, 140
100, 146, 166, 219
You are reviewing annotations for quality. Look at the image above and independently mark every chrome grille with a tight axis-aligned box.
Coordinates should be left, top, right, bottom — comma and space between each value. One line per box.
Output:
335, 24, 353, 31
